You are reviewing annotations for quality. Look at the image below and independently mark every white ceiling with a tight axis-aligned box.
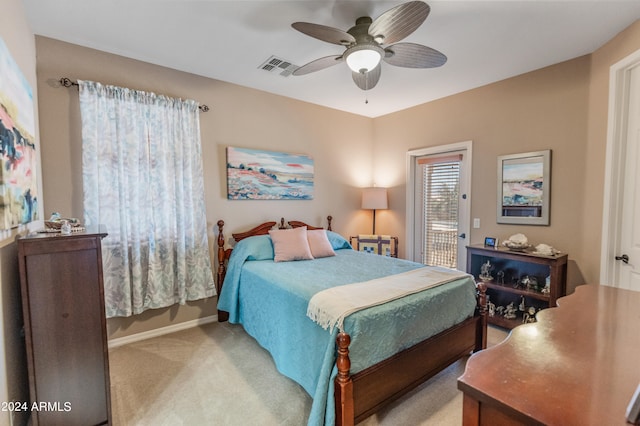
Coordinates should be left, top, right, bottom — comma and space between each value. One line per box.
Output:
23, 1, 640, 118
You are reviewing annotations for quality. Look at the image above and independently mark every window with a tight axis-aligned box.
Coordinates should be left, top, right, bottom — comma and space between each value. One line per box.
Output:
419, 155, 461, 268
79, 80, 215, 317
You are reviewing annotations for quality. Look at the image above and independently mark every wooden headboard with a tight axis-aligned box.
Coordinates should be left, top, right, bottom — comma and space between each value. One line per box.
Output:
215, 216, 333, 321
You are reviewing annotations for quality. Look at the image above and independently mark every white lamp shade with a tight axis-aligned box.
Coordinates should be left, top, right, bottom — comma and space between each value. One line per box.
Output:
345, 45, 382, 73
362, 187, 388, 210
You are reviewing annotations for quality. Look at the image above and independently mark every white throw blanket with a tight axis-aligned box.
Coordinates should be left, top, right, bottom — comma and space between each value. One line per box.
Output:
306, 266, 471, 332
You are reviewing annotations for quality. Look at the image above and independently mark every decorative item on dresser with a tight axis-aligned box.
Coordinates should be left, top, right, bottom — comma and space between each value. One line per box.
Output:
18, 228, 111, 426
216, 216, 487, 426
466, 243, 567, 329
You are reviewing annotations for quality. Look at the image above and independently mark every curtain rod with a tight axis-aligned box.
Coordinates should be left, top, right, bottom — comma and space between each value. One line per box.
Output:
59, 77, 210, 112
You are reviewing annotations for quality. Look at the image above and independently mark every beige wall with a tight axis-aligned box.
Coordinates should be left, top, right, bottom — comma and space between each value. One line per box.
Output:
582, 20, 640, 285
373, 56, 591, 291
373, 20, 640, 290
0, 0, 42, 424
32, 20, 640, 341
0, 7, 636, 423
34, 36, 374, 339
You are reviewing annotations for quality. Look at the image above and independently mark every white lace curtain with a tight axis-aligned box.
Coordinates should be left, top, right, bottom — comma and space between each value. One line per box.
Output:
79, 80, 215, 317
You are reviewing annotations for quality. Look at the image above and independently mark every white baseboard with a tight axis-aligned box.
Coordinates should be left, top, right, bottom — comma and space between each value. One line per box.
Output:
107, 314, 218, 349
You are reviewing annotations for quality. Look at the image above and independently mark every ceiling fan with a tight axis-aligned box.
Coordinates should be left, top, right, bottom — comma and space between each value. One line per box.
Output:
291, 1, 446, 91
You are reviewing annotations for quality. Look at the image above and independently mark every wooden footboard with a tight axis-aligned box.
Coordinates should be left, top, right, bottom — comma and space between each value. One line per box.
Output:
215, 219, 487, 425
335, 283, 487, 426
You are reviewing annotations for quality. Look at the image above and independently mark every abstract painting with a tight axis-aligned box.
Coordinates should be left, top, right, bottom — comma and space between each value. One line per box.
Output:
497, 150, 550, 225
226, 147, 314, 200
0, 37, 38, 229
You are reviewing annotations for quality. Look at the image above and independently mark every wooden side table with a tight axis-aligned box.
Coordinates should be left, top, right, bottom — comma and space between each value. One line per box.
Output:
458, 284, 640, 425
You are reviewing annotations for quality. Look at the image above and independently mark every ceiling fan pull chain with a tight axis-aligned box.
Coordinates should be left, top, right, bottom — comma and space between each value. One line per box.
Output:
365, 71, 369, 104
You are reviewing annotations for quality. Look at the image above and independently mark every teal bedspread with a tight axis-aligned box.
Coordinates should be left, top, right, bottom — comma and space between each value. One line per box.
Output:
217, 232, 477, 426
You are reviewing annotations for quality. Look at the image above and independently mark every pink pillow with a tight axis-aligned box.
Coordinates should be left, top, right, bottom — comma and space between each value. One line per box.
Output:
307, 229, 335, 258
269, 227, 314, 262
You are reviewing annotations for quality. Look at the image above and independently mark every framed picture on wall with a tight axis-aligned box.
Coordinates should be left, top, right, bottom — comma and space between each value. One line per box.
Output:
226, 146, 314, 200
0, 37, 38, 229
497, 150, 551, 225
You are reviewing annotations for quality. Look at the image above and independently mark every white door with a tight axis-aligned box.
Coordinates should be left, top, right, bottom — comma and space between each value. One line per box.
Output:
602, 50, 640, 292
406, 142, 472, 270
616, 64, 640, 291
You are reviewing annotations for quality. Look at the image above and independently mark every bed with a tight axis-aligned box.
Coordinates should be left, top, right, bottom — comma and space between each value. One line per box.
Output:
215, 217, 487, 426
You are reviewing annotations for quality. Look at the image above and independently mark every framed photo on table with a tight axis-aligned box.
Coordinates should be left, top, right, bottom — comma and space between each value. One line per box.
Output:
497, 150, 551, 225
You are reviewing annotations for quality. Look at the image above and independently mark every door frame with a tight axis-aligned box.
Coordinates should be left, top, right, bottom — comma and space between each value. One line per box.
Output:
406, 140, 473, 268
600, 48, 640, 286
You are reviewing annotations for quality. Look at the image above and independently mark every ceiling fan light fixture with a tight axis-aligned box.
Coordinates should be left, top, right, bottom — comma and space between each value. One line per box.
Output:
291, 1, 444, 87
345, 44, 383, 73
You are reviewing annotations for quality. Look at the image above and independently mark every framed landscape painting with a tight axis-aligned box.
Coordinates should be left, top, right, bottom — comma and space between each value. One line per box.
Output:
497, 150, 551, 225
0, 37, 38, 229
226, 147, 314, 200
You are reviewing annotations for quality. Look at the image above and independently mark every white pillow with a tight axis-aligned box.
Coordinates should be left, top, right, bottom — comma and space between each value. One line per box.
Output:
269, 227, 314, 262
307, 229, 336, 258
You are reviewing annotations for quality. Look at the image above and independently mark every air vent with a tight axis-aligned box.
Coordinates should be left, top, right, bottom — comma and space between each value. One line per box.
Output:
259, 56, 299, 77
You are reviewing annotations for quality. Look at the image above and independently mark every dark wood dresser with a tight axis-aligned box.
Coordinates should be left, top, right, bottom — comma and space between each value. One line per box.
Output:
458, 284, 640, 425
18, 229, 111, 426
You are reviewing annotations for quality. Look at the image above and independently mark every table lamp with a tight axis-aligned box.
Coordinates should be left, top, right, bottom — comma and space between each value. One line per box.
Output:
362, 187, 388, 234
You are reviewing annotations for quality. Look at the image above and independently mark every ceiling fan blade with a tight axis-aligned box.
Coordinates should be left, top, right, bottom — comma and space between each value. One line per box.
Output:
352, 65, 381, 91
292, 22, 356, 46
293, 55, 344, 76
368, 1, 430, 45
383, 42, 447, 68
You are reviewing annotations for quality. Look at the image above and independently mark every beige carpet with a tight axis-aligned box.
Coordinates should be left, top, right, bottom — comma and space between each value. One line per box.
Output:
109, 322, 507, 426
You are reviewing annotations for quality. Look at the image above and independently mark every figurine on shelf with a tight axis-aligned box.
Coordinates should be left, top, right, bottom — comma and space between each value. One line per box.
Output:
519, 295, 526, 311
503, 302, 517, 319
523, 306, 537, 323
541, 276, 551, 294
512, 277, 520, 289
520, 275, 539, 292
497, 270, 505, 285
479, 260, 494, 282
487, 298, 496, 317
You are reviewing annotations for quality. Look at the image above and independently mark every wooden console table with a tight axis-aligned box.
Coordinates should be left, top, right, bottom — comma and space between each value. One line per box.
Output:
458, 284, 640, 425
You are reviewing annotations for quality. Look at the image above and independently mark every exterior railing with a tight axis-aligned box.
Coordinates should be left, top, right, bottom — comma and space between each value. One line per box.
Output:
424, 229, 458, 268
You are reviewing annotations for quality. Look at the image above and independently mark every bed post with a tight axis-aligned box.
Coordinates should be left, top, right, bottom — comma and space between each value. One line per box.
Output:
335, 332, 354, 426
327, 215, 333, 231
216, 220, 229, 322
475, 282, 487, 351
